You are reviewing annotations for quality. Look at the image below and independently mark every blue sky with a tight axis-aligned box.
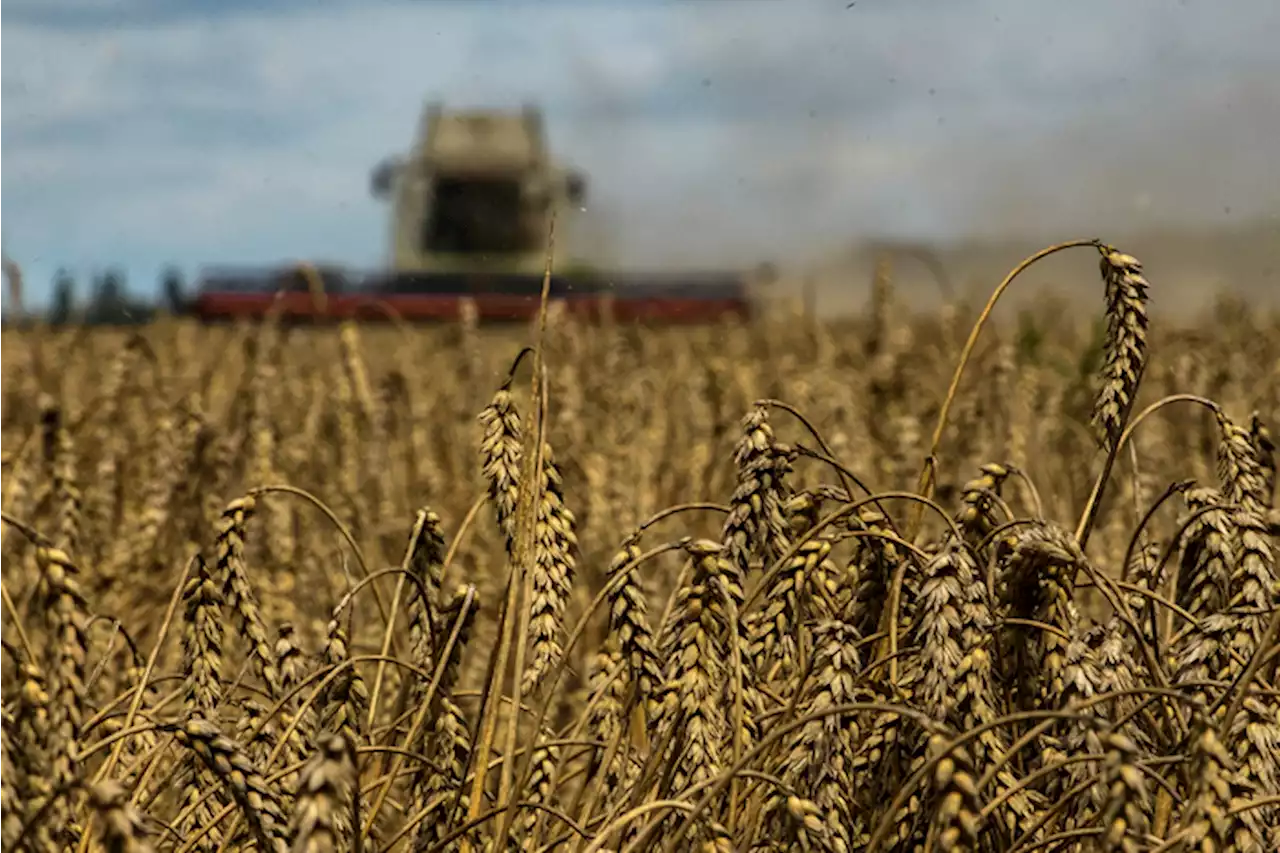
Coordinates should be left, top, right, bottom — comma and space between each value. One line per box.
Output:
3, 0, 1278, 309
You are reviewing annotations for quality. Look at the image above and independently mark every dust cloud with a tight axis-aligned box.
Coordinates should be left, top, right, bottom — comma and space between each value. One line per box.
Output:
551, 2, 1279, 317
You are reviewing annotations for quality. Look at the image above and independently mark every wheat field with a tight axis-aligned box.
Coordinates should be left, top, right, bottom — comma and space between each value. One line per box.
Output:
1, 241, 1278, 852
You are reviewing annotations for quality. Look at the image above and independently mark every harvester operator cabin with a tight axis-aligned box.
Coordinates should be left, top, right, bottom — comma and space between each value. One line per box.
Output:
424, 174, 528, 255
401, 105, 567, 271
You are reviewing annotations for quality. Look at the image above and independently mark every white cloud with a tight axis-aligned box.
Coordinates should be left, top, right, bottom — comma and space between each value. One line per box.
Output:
2, 0, 1278, 310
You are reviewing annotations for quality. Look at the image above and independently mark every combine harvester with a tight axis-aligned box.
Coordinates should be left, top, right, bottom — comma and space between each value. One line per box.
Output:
191, 103, 759, 324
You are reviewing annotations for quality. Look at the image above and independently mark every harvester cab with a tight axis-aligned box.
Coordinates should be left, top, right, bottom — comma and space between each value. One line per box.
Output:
370, 103, 587, 275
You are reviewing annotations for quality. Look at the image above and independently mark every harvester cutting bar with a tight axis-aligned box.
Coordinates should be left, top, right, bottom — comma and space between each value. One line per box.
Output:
189, 267, 752, 325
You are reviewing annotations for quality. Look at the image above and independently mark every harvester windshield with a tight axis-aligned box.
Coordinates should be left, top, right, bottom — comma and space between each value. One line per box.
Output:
425, 175, 526, 254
